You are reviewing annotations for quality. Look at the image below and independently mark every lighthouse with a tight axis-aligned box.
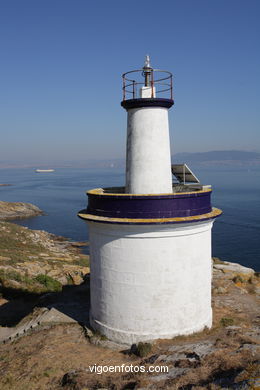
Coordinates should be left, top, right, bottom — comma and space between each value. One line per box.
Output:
78, 57, 222, 344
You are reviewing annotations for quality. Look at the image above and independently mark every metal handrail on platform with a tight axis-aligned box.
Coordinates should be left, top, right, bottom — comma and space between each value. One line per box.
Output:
122, 69, 173, 100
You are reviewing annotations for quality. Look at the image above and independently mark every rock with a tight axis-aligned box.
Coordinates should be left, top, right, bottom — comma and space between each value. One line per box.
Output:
213, 261, 255, 280
61, 371, 78, 387
0, 201, 43, 220
151, 367, 188, 382
89, 335, 127, 351
254, 286, 260, 295
82, 325, 94, 338
164, 352, 188, 362
1, 223, 259, 389
0, 221, 90, 293
238, 343, 260, 356
40, 307, 78, 324
70, 241, 89, 247
168, 341, 216, 359
0, 256, 11, 261
157, 354, 167, 362
142, 354, 159, 364
213, 286, 227, 294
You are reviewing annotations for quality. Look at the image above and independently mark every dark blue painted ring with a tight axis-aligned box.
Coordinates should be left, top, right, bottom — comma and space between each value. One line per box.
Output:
121, 98, 174, 110
85, 187, 212, 219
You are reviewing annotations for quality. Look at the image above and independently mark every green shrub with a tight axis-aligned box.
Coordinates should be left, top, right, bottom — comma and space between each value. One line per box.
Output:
66, 274, 75, 285
35, 274, 62, 292
135, 342, 152, 357
91, 330, 108, 340
232, 275, 244, 283
0, 269, 22, 282
74, 255, 90, 267
212, 257, 225, 264
220, 317, 234, 327
0, 269, 34, 285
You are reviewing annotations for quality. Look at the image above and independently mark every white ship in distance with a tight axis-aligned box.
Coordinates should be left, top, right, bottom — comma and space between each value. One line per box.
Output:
35, 169, 55, 173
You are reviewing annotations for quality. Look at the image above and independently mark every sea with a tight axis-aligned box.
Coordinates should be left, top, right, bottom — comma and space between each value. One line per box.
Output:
0, 166, 259, 271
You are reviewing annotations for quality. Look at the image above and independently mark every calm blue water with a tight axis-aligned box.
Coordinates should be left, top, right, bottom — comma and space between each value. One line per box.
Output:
0, 167, 259, 270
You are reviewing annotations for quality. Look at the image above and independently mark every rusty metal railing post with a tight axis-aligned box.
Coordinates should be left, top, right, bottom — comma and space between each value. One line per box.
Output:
123, 75, 126, 101
122, 69, 172, 101
133, 80, 135, 99
151, 70, 154, 98
170, 75, 173, 100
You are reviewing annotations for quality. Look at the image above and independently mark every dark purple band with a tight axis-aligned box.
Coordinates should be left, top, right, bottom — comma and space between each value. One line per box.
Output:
85, 189, 212, 219
121, 98, 174, 110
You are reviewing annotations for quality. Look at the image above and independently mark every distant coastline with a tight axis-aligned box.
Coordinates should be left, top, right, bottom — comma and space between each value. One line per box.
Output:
0, 150, 259, 170
0, 164, 259, 270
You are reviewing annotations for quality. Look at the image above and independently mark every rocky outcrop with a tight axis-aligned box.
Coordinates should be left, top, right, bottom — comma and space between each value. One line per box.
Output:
0, 200, 43, 220
0, 216, 259, 389
0, 254, 259, 389
0, 221, 89, 292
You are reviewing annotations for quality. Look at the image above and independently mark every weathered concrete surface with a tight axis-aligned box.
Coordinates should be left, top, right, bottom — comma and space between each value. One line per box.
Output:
0, 308, 80, 344
125, 105, 172, 194
0, 281, 90, 343
0, 200, 43, 220
88, 220, 214, 344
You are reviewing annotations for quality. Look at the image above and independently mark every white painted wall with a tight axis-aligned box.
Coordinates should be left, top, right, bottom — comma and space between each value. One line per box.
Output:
125, 107, 173, 194
88, 220, 214, 345
139, 86, 156, 98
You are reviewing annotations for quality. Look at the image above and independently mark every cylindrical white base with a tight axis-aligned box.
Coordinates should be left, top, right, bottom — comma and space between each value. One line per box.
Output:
87, 220, 214, 345
125, 107, 172, 194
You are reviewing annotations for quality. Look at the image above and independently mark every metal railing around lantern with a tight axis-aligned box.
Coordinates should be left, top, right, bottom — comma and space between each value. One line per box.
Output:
122, 69, 173, 101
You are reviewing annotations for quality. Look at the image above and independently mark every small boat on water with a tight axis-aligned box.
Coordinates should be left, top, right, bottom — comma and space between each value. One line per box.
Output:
35, 169, 55, 173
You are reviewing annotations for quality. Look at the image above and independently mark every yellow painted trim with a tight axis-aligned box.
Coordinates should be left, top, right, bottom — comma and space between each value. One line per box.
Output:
78, 207, 222, 224
87, 187, 212, 197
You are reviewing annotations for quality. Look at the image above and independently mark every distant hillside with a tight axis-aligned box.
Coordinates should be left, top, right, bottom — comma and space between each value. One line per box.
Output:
1, 151, 260, 170
74, 151, 260, 168
173, 150, 260, 166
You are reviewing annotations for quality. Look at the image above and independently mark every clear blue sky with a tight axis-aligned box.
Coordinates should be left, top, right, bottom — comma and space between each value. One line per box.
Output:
0, 0, 259, 163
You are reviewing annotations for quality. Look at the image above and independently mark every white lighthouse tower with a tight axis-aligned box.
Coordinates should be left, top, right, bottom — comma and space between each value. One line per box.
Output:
125, 55, 172, 194
79, 57, 222, 345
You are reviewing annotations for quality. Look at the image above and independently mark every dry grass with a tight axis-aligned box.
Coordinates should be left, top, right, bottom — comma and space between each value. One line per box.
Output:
0, 225, 259, 389
165, 349, 256, 389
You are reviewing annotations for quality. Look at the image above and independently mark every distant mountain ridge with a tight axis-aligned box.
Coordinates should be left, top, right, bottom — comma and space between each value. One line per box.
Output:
0, 151, 260, 169
172, 150, 260, 166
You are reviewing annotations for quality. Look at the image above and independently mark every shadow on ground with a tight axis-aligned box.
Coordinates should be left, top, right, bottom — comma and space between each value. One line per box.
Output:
0, 276, 90, 327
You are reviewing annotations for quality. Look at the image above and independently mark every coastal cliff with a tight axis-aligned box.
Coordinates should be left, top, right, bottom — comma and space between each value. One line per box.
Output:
0, 221, 89, 294
0, 200, 43, 220
0, 222, 259, 389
